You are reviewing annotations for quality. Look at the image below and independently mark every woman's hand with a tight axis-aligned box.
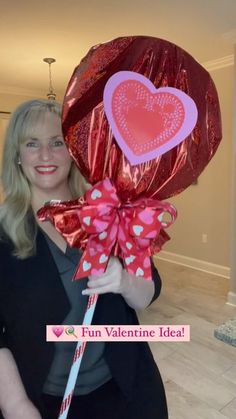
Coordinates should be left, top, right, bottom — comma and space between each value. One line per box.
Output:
82, 257, 124, 295
2, 397, 42, 419
82, 257, 155, 310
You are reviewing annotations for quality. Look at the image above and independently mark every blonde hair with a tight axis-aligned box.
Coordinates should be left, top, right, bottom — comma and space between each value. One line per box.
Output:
0, 99, 87, 258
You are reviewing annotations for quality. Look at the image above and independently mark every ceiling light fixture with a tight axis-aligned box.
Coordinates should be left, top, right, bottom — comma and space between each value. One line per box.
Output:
43, 57, 56, 101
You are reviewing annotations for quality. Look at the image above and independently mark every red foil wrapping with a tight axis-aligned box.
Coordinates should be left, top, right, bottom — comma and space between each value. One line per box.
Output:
62, 36, 222, 203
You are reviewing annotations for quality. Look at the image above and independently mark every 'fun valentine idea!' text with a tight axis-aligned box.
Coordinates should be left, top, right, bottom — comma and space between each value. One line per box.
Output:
47, 325, 190, 342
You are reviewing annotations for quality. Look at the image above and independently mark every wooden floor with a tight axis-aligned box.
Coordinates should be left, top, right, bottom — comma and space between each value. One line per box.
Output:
138, 260, 236, 419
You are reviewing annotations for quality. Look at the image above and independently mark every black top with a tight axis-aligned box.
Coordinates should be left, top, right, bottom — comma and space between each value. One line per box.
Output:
43, 233, 112, 396
0, 229, 168, 418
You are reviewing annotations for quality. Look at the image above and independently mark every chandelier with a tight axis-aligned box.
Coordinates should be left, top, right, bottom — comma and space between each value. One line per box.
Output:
43, 57, 56, 100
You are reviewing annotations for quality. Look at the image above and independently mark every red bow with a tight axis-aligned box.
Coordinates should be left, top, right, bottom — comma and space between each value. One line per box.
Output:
38, 178, 177, 280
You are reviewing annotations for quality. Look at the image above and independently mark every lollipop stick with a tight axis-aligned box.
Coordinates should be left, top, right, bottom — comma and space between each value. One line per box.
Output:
58, 294, 98, 419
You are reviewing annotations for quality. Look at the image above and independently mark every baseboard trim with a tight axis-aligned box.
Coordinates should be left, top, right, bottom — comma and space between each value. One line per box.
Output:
227, 292, 236, 307
153, 250, 230, 279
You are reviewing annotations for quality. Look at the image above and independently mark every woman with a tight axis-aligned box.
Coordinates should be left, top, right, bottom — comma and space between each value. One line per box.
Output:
0, 99, 168, 419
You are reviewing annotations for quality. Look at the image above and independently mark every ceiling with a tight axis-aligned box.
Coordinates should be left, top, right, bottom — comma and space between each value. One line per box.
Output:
1, 0, 236, 100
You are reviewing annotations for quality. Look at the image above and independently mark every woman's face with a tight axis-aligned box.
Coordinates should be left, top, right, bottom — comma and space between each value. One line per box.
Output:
19, 111, 72, 197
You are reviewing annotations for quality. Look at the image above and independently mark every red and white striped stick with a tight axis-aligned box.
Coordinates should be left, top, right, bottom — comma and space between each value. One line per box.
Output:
58, 294, 98, 419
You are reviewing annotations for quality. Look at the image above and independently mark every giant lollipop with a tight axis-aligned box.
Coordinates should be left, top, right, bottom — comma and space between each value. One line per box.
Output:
62, 35, 221, 202
38, 36, 222, 419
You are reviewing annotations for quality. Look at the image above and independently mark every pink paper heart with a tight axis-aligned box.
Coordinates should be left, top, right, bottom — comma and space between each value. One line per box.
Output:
103, 71, 198, 165
52, 326, 64, 338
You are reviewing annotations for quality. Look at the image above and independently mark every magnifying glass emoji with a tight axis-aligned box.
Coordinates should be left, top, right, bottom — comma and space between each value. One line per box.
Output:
65, 326, 78, 338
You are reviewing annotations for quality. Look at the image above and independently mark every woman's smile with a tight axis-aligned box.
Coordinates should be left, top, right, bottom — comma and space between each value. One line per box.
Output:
35, 165, 58, 174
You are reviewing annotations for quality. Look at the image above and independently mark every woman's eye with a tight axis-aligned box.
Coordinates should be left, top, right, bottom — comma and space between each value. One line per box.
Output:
26, 142, 38, 147
51, 139, 64, 147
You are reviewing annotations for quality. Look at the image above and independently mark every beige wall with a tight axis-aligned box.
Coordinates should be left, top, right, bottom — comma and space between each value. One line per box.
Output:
162, 65, 233, 267
0, 92, 64, 112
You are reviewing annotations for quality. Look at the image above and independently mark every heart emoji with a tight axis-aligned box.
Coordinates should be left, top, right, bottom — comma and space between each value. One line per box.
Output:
52, 326, 64, 338
103, 71, 198, 165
